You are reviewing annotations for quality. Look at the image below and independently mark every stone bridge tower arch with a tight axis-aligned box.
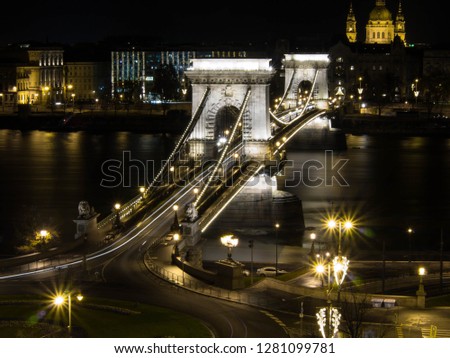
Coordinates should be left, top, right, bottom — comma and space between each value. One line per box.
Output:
186, 59, 274, 160
283, 54, 330, 110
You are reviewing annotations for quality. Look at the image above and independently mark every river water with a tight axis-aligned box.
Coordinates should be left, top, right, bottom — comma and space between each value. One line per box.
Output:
0, 129, 449, 255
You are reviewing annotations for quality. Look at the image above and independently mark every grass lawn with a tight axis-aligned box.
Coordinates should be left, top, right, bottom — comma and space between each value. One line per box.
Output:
0, 296, 212, 338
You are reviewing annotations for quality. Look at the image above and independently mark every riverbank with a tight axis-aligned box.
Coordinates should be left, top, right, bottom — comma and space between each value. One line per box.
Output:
340, 113, 450, 136
0, 110, 189, 133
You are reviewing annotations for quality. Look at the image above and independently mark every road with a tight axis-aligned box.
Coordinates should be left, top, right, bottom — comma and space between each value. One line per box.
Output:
0, 166, 288, 338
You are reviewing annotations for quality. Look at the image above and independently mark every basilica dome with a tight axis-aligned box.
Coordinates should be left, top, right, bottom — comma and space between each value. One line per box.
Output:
369, 5, 392, 21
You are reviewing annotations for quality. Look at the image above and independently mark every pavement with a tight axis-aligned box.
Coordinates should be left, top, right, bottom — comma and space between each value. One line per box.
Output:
144, 237, 450, 338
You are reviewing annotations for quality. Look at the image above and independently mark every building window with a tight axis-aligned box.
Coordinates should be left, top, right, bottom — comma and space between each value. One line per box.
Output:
382, 32, 385, 39
377, 32, 380, 39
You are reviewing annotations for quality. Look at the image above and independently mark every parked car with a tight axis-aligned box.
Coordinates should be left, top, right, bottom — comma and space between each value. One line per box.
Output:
242, 269, 250, 277
256, 266, 287, 277
104, 233, 115, 242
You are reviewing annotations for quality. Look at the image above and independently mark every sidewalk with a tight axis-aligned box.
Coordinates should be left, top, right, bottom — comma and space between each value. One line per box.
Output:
143, 238, 450, 338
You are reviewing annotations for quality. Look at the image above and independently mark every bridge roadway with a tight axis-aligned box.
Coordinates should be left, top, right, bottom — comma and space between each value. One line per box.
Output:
0, 164, 288, 338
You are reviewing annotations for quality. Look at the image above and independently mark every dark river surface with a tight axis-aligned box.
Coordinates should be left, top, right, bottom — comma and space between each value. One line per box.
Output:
0, 129, 449, 255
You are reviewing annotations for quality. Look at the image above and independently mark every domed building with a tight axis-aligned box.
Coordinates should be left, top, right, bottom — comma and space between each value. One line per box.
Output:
346, 1, 406, 45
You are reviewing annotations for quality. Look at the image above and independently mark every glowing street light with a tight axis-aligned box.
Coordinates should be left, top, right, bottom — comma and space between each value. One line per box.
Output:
407, 227, 414, 261
139, 186, 146, 199
53, 291, 84, 335
171, 204, 180, 232
326, 218, 354, 256
309, 232, 317, 257
275, 223, 280, 275
313, 258, 342, 338
416, 266, 427, 307
113, 203, 121, 228
220, 234, 239, 261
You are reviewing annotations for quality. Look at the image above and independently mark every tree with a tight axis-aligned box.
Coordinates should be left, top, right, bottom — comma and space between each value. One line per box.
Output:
421, 69, 450, 118
14, 205, 60, 254
339, 292, 369, 338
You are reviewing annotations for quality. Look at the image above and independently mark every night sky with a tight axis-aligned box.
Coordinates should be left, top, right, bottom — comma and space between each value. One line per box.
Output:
0, 0, 446, 46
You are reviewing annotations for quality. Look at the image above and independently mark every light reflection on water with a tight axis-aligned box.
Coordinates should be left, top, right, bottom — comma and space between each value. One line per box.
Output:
0, 130, 449, 253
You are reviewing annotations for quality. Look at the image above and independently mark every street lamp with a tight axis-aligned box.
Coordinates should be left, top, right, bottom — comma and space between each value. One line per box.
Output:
113, 203, 121, 228
326, 217, 354, 301
39, 229, 49, 240
275, 223, 280, 276
309, 232, 317, 257
327, 218, 354, 256
53, 291, 84, 335
220, 234, 239, 261
193, 187, 199, 200
407, 227, 414, 262
0, 93, 4, 112
314, 258, 342, 338
139, 186, 146, 199
171, 204, 180, 232
416, 266, 427, 308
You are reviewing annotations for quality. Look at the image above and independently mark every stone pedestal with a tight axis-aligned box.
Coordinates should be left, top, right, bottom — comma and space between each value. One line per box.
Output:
416, 284, 427, 308
181, 219, 202, 247
73, 213, 100, 240
215, 259, 245, 290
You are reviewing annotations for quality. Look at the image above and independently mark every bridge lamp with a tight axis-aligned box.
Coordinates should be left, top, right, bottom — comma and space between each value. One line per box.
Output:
139, 187, 145, 197
417, 267, 426, 298
114, 203, 121, 211
173, 233, 180, 242
220, 234, 239, 261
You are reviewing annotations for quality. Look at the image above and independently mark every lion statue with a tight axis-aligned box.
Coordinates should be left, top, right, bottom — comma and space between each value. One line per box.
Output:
78, 201, 91, 219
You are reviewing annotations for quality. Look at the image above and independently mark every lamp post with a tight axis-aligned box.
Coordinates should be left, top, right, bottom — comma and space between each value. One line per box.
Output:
416, 267, 427, 308
39, 229, 49, 241
326, 217, 354, 301
249, 240, 254, 284
70, 93, 75, 112
314, 258, 343, 338
407, 227, 414, 262
139, 186, 146, 200
0, 93, 4, 112
275, 223, 280, 276
193, 187, 199, 201
171, 204, 180, 233
220, 234, 239, 261
309, 232, 317, 257
113, 203, 121, 228
53, 291, 84, 335
327, 218, 353, 256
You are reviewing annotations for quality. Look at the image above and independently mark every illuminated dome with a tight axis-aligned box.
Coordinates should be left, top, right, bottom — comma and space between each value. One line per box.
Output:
369, 5, 392, 21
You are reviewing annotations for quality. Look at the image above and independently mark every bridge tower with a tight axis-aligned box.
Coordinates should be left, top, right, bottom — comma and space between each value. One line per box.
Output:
282, 54, 330, 110
185, 59, 274, 161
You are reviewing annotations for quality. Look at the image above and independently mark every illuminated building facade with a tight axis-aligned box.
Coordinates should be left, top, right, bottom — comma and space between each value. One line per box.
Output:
111, 49, 248, 102
346, 1, 406, 45
65, 62, 110, 103
15, 46, 65, 105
